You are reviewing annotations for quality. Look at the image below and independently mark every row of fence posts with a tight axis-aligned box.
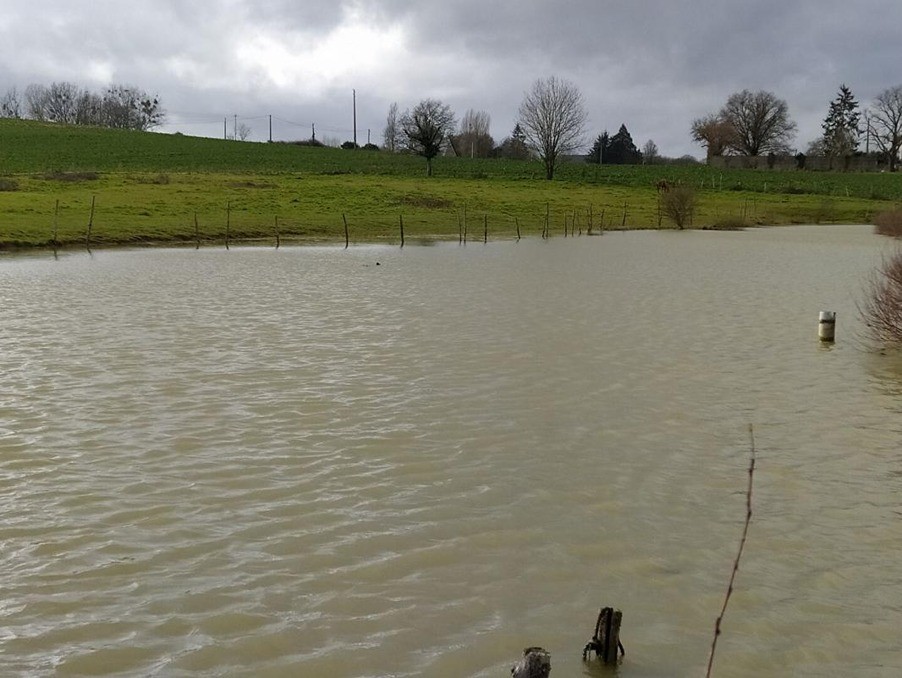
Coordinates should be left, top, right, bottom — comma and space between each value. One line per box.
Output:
46, 197, 632, 252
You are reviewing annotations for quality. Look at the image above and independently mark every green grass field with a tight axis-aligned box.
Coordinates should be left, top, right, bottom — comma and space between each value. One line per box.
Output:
1, 118, 900, 248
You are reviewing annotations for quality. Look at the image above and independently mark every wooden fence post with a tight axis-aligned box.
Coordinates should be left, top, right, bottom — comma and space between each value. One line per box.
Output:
583, 607, 625, 665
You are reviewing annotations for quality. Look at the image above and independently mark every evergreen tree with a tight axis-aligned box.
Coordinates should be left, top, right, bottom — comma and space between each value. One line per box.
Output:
499, 123, 530, 159
821, 84, 861, 156
585, 131, 610, 164
605, 124, 642, 164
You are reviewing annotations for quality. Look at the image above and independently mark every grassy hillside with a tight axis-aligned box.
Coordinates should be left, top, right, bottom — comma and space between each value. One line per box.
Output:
0, 118, 899, 248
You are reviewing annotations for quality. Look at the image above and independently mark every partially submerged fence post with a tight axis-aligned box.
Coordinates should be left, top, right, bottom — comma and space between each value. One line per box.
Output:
515, 216, 521, 241
194, 212, 200, 250
583, 607, 624, 665
483, 214, 487, 244
225, 202, 231, 250
274, 215, 280, 249
463, 205, 468, 244
52, 199, 60, 247
342, 213, 350, 249
85, 195, 95, 250
543, 203, 550, 239
399, 214, 405, 248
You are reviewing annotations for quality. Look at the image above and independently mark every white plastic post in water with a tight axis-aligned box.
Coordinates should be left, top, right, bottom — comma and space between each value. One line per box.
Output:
819, 311, 836, 342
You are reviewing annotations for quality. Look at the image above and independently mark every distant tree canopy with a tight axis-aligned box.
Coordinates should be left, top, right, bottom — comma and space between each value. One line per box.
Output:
382, 102, 403, 152
400, 99, 456, 176
691, 113, 737, 159
496, 123, 530, 160
449, 109, 494, 158
585, 125, 642, 164
8, 81, 164, 130
868, 85, 902, 172
692, 89, 796, 157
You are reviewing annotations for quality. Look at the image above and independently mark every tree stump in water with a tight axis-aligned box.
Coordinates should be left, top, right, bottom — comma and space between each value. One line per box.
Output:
511, 646, 551, 678
583, 607, 624, 665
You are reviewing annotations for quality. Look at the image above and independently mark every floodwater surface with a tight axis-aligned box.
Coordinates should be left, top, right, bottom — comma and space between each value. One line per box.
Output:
1, 225, 901, 677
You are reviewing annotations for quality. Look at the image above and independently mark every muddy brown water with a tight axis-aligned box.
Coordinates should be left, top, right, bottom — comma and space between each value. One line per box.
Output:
1, 225, 900, 676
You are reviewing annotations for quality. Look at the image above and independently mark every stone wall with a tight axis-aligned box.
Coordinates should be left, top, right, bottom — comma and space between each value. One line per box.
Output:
708, 154, 887, 172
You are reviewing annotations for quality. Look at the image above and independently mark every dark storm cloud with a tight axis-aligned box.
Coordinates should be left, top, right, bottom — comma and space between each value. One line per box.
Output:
1, 0, 901, 155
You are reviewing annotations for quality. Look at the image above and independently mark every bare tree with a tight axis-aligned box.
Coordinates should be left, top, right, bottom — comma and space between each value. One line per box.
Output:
383, 102, 403, 152
719, 89, 796, 156
0, 87, 21, 118
518, 76, 587, 179
642, 139, 659, 164
235, 122, 252, 141
400, 99, 456, 176
102, 85, 164, 130
690, 113, 737, 159
869, 86, 902, 172
75, 90, 103, 126
451, 109, 494, 158
43, 82, 82, 124
860, 249, 902, 343
24, 83, 49, 120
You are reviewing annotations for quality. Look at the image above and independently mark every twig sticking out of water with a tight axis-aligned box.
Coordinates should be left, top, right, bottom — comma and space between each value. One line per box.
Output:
705, 424, 756, 678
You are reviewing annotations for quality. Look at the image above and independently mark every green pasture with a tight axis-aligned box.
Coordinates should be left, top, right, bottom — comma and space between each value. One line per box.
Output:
0, 118, 899, 248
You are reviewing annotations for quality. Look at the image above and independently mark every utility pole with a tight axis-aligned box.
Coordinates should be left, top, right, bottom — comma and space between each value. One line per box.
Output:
864, 111, 870, 155
233, 114, 238, 140
268, 115, 272, 143
352, 89, 357, 148
223, 117, 227, 140
312, 123, 316, 142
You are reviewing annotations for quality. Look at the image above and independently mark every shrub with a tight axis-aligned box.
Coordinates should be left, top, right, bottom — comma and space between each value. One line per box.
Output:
660, 184, 697, 229
860, 249, 902, 343
290, 139, 324, 147
874, 208, 902, 237
709, 216, 748, 230
0, 177, 19, 191
41, 170, 99, 182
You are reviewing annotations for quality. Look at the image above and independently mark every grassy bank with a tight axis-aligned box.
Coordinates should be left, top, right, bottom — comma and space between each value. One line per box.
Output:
1, 119, 899, 248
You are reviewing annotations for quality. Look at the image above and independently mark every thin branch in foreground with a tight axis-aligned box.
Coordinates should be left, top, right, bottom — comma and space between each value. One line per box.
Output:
706, 424, 756, 678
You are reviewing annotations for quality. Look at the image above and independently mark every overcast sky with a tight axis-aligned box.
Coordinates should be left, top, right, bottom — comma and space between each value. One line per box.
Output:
2, 0, 901, 157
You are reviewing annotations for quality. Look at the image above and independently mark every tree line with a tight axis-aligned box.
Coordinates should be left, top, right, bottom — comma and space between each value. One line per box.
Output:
692, 84, 902, 171
0, 82, 165, 131
386, 78, 902, 178
383, 76, 667, 180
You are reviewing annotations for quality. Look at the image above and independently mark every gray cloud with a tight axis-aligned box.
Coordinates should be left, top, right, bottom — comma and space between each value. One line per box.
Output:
1, 0, 901, 155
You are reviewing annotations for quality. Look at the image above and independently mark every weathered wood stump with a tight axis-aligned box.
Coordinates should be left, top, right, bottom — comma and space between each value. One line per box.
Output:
582, 607, 624, 665
511, 646, 551, 678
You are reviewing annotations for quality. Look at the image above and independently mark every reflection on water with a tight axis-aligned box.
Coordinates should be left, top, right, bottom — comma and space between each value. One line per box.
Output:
1, 226, 901, 677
